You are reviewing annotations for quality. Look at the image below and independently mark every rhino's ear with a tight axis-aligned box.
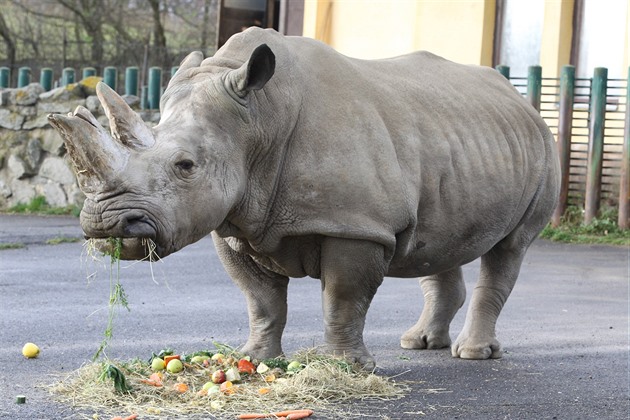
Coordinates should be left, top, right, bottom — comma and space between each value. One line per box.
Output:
228, 44, 275, 98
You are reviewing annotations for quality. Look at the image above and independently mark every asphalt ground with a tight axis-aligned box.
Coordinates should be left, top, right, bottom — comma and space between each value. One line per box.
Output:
0, 214, 628, 419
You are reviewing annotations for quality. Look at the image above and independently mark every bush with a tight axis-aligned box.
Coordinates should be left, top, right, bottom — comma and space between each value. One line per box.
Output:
540, 206, 629, 246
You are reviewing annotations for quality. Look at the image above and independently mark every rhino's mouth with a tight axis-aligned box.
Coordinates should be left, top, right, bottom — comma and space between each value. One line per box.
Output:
88, 237, 160, 261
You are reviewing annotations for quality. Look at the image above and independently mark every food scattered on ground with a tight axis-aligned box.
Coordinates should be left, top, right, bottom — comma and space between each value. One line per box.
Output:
49, 345, 407, 418
22, 342, 40, 358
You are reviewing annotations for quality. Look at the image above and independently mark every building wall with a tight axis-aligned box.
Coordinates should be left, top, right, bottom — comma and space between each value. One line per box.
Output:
302, 0, 628, 78
303, 0, 494, 64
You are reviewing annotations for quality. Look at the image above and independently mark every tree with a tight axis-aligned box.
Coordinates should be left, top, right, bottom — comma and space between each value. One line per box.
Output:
0, 9, 16, 72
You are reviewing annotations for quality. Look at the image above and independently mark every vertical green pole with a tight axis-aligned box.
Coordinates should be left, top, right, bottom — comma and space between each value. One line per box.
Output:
496, 65, 510, 80
552, 65, 575, 227
82, 67, 96, 79
103, 66, 118, 90
619, 67, 629, 229
18, 67, 31, 88
148, 67, 162, 110
62, 68, 75, 86
0, 67, 10, 88
527, 65, 542, 111
141, 85, 148, 109
171, 66, 179, 77
584, 67, 608, 224
125, 67, 139, 96
39, 68, 53, 91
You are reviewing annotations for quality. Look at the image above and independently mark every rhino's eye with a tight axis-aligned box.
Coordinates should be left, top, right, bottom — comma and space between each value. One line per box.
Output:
175, 159, 195, 171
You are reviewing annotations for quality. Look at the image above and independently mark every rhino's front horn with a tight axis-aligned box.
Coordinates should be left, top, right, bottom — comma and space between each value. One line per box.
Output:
48, 107, 130, 194
96, 82, 155, 149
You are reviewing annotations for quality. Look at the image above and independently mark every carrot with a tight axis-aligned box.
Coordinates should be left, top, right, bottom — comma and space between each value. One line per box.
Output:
123, 415, 138, 420
274, 410, 314, 418
111, 417, 124, 420
237, 409, 313, 419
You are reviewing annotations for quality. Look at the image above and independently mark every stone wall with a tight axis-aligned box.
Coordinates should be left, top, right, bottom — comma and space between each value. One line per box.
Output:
0, 78, 158, 211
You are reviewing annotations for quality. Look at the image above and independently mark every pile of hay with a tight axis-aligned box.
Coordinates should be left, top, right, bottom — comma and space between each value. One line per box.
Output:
49, 348, 408, 419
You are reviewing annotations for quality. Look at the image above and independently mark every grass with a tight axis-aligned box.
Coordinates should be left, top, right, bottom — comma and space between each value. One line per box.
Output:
7, 195, 82, 217
46, 237, 82, 245
0, 242, 25, 250
540, 206, 630, 246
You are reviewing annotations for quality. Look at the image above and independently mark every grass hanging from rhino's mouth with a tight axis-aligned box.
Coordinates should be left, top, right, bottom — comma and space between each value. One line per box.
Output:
85, 237, 159, 360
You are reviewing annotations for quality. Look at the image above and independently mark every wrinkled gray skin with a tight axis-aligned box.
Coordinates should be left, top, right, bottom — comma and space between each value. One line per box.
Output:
49, 28, 559, 368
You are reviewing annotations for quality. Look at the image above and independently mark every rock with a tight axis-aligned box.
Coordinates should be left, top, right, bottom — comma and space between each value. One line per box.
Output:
24, 138, 42, 170
12, 83, 45, 106
8, 178, 35, 206
85, 95, 103, 114
0, 109, 25, 130
38, 98, 86, 114
37, 181, 68, 207
122, 95, 141, 109
23, 113, 51, 130
35, 128, 66, 156
0, 179, 11, 198
39, 84, 84, 102
38, 156, 76, 185
79, 76, 103, 96
7, 154, 29, 179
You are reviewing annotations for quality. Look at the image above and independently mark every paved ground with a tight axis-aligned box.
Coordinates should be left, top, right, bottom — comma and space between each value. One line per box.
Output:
0, 214, 628, 419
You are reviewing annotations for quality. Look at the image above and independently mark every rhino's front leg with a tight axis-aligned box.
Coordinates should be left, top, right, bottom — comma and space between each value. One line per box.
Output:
212, 233, 289, 359
320, 238, 386, 369
400, 267, 466, 350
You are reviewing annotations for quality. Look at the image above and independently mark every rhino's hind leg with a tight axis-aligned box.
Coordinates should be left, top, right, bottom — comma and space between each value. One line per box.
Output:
320, 238, 386, 369
452, 234, 528, 360
212, 233, 289, 360
401, 267, 465, 350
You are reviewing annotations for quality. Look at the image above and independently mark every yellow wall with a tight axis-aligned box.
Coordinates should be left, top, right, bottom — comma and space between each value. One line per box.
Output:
303, 0, 494, 64
539, 0, 574, 77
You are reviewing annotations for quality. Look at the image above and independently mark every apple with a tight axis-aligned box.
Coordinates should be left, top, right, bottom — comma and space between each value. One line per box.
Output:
211, 369, 226, 384
166, 358, 184, 374
151, 357, 166, 371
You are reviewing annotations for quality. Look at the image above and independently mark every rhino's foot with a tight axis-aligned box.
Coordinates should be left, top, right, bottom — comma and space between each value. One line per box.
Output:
400, 327, 451, 350
451, 335, 503, 360
239, 341, 283, 360
327, 345, 376, 371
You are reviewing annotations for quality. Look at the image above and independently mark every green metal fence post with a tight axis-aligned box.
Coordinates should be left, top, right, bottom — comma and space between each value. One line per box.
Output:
62, 68, 75, 86
39, 68, 53, 91
18, 67, 31, 88
82, 67, 96, 79
148, 67, 162, 110
551, 65, 575, 227
619, 67, 630, 229
171, 66, 179, 77
125, 67, 139, 96
141, 85, 148, 109
496, 65, 510, 80
103, 66, 118, 90
527, 65, 542, 111
0, 67, 10, 88
584, 67, 608, 224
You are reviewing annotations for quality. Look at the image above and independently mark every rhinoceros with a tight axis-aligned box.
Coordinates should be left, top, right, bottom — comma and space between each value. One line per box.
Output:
49, 27, 559, 367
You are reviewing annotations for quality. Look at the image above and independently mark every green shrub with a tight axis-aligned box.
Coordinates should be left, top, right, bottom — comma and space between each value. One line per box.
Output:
7, 195, 82, 217
540, 206, 629, 246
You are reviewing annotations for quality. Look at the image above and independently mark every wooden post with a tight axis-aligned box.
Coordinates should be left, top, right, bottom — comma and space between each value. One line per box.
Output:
0, 67, 10, 88
125, 67, 139, 96
17, 67, 31, 88
496, 65, 510, 80
619, 67, 630, 229
39, 68, 53, 91
148, 67, 162, 110
82, 67, 96, 80
527, 65, 542, 111
584, 67, 608, 224
552, 65, 575, 227
103, 66, 117, 91
62, 68, 75, 86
